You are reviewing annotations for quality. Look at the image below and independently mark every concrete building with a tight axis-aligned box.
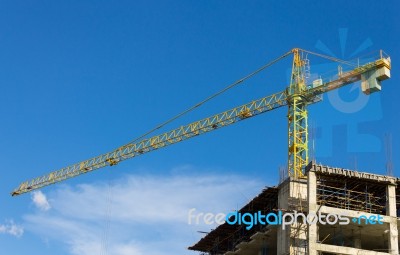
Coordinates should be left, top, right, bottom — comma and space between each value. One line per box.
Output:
189, 161, 399, 255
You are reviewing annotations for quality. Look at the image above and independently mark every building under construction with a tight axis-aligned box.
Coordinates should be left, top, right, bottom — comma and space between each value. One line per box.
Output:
189, 161, 399, 255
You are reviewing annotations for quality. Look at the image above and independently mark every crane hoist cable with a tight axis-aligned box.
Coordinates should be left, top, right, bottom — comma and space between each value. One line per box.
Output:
119, 50, 292, 149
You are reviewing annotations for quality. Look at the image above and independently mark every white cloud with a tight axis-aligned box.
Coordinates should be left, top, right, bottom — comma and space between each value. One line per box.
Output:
31, 190, 51, 211
0, 220, 24, 238
24, 168, 264, 255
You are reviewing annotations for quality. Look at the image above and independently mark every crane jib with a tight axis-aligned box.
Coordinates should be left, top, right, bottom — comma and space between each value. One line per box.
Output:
12, 91, 288, 196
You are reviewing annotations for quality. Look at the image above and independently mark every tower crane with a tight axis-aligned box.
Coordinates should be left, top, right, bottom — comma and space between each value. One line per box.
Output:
11, 48, 391, 196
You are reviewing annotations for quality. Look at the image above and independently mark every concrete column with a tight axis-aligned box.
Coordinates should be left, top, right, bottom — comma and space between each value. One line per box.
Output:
277, 180, 290, 255
386, 185, 398, 255
307, 170, 317, 255
387, 184, 397, 217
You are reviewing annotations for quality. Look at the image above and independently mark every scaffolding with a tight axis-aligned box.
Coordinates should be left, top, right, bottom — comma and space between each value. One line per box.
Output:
316, 174, 387, 215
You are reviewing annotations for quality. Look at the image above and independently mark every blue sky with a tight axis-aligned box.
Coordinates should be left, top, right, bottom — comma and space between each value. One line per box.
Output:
0, 1, 398, 254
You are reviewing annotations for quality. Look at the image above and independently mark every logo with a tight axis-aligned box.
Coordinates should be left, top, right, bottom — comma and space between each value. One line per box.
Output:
188, 208, 383, 230
308, 28, 383, 158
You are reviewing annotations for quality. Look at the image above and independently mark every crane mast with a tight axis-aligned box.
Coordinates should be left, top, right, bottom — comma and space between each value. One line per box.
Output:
11, 48, 391, 196
288, 48, 309, 178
